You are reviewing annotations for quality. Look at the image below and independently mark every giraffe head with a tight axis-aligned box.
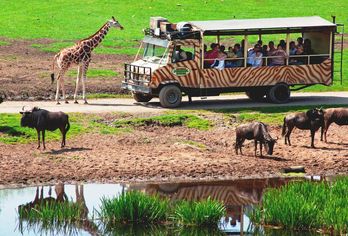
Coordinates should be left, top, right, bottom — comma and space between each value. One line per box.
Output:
109, 16, 124, 30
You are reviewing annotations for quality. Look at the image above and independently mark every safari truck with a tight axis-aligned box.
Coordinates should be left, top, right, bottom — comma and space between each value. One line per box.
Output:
122, 16, 344, 108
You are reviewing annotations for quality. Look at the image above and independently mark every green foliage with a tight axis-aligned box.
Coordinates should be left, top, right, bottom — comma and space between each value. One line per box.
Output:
114, 114, 211, 130
0, 40, 9, 46
252, 177, 348, 233
87, 93, 132, 99
99, 191, 169, 224
18, 200, 85, 225
172, 198, 226, 226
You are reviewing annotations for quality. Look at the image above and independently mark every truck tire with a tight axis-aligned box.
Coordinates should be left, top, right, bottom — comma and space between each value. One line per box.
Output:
246, 89, 266, 101
132, 92, 152, 102
159, 85, 182, 108
267, 83, 290, 103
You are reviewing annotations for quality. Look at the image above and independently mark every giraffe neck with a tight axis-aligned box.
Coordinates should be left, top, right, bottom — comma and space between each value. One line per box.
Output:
82, 22, 111, 50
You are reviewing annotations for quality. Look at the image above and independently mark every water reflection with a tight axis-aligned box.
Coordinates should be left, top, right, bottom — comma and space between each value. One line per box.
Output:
17, 184, 99, 236
0, 177, 319, 235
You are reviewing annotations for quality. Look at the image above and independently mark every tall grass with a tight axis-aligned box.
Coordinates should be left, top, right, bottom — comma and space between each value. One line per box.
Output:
172, 198, 226, 226
99, 191, 169, 224
18, 201, 85, 225
251, 177, 348, 234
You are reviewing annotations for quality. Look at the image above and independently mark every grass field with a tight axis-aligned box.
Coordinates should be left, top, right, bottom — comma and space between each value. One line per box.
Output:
0, 0, 347, 91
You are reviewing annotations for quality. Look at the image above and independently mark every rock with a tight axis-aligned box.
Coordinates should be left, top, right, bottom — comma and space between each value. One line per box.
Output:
281, 166, 305, 173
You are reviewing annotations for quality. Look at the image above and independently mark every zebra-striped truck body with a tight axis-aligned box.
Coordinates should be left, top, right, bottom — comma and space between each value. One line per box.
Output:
122, 16, 338, 108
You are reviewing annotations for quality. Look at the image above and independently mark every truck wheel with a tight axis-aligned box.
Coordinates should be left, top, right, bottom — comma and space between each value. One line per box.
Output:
159, 85, 182, 108
132, 93, 152, 102
267, 83, 290, 103
246, 89, 266, 101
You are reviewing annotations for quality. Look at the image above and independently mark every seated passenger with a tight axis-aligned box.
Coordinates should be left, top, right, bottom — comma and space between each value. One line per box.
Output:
279, 39, 286, 50
173, 45, 187, 62
297, 37, 304, 50
212, 45, 227, 70
269, 44, 288, 66
268, 41, 276, 65
289, 41, 299, 65
204, 43, 219, 68
226, 46, 236, 58
247, 44, 263, 67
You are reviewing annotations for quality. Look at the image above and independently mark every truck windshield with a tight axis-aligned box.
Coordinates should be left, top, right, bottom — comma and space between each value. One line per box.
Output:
142, 43, 168, 64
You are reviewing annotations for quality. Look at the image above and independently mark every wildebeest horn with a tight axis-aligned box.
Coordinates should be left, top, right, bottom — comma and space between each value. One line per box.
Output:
21, 105, 33, 113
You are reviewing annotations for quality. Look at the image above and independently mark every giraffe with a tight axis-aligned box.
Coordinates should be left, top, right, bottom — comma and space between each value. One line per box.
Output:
51, 16, 123, 104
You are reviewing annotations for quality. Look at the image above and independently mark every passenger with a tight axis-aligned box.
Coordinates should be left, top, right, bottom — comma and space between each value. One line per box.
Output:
257, 39, 263, 47
262, 45, 268, 65
226, 46, 236, 58
204, 44, 208, 54
234, 43, 243, 67
212, 45, 227, 70
279, 39, 286, 50
247, 44, 263, 67
289, 41, 297, 55
297, 37, 304, 49
173, 45, 187, 62
204, 43, 220, 68
268, 41, 276, 65
269, 44, 288, 66
289, 41, 298, 65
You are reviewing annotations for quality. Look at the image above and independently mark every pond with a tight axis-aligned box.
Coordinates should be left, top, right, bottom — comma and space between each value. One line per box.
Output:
0, 177, 322, 236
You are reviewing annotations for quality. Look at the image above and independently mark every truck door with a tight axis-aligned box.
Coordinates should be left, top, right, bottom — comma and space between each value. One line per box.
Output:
170, 43, 201, 90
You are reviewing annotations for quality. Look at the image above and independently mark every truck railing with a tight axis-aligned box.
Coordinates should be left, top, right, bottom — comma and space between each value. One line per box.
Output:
124, 64, 152, 84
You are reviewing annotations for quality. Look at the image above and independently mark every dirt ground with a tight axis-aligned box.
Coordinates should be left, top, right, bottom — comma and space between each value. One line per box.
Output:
0, 39, 131, 100
1, 119, 348, 186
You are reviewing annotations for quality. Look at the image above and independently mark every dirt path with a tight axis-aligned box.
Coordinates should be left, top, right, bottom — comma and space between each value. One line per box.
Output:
1, 123, 348, 187
1, 92, 348, 114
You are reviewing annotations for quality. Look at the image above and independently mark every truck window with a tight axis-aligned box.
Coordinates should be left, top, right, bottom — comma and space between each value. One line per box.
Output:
143, 43, 169, 64
172, 45, 195, 63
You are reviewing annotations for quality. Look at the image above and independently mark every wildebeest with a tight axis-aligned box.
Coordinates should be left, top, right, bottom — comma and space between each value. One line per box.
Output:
282, 108, 324, 148
235, 121, 277, 157
20, 106, 70, 149
321, 107, 348, 143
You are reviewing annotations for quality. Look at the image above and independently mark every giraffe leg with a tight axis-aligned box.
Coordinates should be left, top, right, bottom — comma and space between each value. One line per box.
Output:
74, 65, 82, 104
55, 78, 61, 105
60, 79, 69, 104
82, 61, 90, 104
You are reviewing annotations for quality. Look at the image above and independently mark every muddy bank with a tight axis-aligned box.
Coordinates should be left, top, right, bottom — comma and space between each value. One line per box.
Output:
1, 123, 348, 186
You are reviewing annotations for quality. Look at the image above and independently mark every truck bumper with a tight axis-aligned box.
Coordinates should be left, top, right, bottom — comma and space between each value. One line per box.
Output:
121, 82, 151, 94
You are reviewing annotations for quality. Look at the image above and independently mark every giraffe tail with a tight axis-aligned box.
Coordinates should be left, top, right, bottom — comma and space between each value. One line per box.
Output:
51, 53, 60, 84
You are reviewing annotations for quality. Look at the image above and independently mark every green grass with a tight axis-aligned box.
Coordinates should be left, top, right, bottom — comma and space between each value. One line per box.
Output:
0, 1, 346, 78
67, 69, 119, 78
172, 198, 226, 226
250, 177, 348, 234
18, 200, 86, 225
0, 113, 127, 144
87, 93, 132, 99
0, 40, 9, 46
114, 114, 211, 130
99, 191, 169, 224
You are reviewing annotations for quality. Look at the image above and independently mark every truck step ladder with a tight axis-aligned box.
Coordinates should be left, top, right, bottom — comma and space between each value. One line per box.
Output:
334, 23, 344, 84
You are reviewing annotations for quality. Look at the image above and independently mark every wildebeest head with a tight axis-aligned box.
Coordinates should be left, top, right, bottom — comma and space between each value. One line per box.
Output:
264, 138, 277, 155
306, 108, 324, 121
19, 106, 39, 127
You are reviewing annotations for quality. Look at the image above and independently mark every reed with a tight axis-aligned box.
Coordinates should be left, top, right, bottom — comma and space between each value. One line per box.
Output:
99, 191, 169, 224
252, 177, 348, 234
172, 198, 226, 226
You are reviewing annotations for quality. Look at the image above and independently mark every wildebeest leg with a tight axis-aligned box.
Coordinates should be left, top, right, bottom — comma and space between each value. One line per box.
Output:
59, 127, 65, 148
236, 137, 244, 155
310, 129, 315, 148
42, 130, 46, 150
286, 125, 294, 146
254, 140, 258, 156
260, 142, 263, 157
323, 121, 332, 143
36, 129, 40, 149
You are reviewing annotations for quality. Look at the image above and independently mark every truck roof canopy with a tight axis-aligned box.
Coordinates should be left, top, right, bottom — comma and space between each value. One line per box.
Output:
189, 16, 336, 35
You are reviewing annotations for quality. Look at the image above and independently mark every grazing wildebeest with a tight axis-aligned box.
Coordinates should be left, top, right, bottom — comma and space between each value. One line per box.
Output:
20, 106, 70, 149
235, 121, 277, 157
282, 108, 324, 148
320, 108, 348, 143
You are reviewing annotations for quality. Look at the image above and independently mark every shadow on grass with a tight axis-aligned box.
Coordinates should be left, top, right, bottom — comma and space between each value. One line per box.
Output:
0, 126, 26, 136
48, 147, 92, 155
